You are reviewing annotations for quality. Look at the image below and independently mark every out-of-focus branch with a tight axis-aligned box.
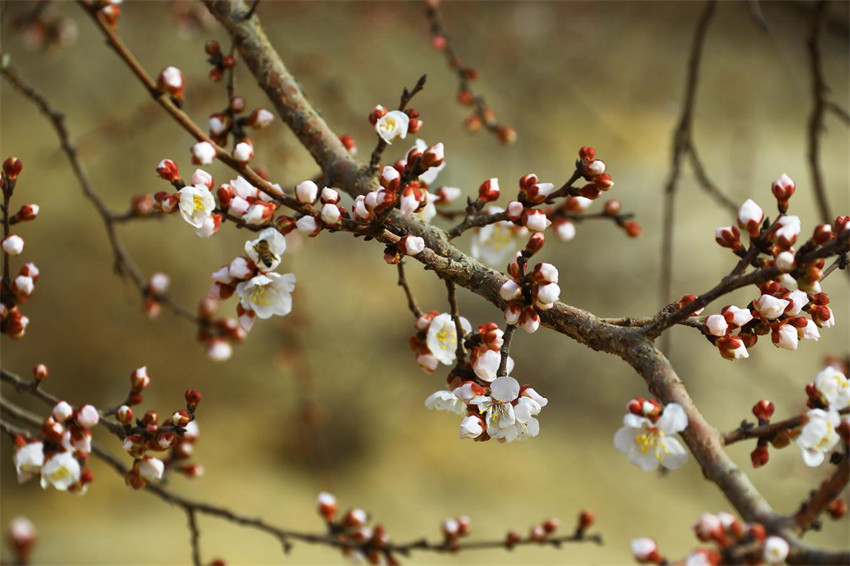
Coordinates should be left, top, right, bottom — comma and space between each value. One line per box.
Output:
423, 0, 515, 144
723, 407, 850, 445
0, 61, 202, 327
792, 446, 849, 532
658, 0, 739, 353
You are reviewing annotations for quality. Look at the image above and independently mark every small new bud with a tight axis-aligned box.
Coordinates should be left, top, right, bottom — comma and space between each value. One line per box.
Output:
33, 364, 48, 382
3, 157, 23, 181
478, 178, 500, 202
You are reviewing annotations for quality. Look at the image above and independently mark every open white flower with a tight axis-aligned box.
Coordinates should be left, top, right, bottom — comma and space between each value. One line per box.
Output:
796, 408, 840, 467
471, 208, 527, 266
244, 227, 286, 272
469, 376, 541, 442
813, 367, 850, 409
425, 313, 472, 365
375, 110, 409, 144
235, 272, 296, 319
15, 442, 44, 483
614, 403, 689, 471
472, 349, 514, 382
178, 185, 215, 229
40, 451, 81, 491
424, 390, 465, 415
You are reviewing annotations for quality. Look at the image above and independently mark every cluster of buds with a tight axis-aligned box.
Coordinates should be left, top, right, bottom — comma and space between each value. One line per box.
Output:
289, 181, 348, 235
370, 105, 420, 145
207, 94, 273, 165
12, 366, 98, 494
204, 227, 296, 360
634, 515, 789, 565
500, 258, 561, 334
795, 365, 850, 467
119, 369, 202, 489
204, 39, 235, 82
315, 493, 397, 565
1, 157, 40, 340
505, 511, 594, 549
441, 516, 472, 549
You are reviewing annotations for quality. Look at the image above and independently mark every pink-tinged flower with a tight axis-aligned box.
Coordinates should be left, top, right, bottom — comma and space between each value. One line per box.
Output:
228, 256, 253, 280
319, 203, 341, 225
191, 141, 217, 165
704, 314, 728, 337
722, 305, 753, 328
426, 313, 472, 365
14, 442, 44, 484
52, 401, 73, 423
190, 169, 213, 190
206, 338, 232, 361
737, 199, 764, 236
784, 290, 808, 316
763, 536, 789, 564
375, 110, 410, 144
614, 403, 689, 471
813, 367, 850, 410
424, 390, 464, 415
772, 215, 801, 247
499, 280, 521, 301
800, 319, 820, 341
796, 408, 840, 466
459, 415, 485, 439
524, 209, 551, 232
245, 227, 286, 272
771, 173, 795, 201
243, 202, 275, 225
416, 350, 438, 373
177, 185, 215, 229
295, 180, 319, 204
775, 250, 795, 272
232, 142, 254, 165
235, 272, 296, 319
471, 209, 527, 266
472, 349, 513, 382
400, 235, 425, 256
40, 451, 81, 491
772, 323, 798, 350
76, 405, 99, 428
755, 294, 789, 320
2, 235, 24, 255
631, 538, 660, 564
250, 109, 275, 129
555, 218, 576, 242
158, 66, 184, 95
296, 215, 320, 237
138, 457, 165, 482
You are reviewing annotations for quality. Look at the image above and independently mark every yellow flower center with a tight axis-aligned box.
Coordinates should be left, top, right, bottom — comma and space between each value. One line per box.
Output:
635, 427, 668, 460
192, 194, 206, 212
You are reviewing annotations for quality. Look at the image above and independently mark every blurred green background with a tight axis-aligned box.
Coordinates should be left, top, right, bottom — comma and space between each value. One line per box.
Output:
1, 1, 848, 564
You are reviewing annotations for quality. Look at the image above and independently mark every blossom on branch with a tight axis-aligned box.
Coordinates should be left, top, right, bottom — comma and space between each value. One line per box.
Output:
614, 399, 689, 471
235, 272, 296, 319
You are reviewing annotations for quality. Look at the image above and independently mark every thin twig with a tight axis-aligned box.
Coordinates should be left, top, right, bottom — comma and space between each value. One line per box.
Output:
497, 324, 515, 377
723, 406, 850, 445
445, 280, 466, 362
397, 261, 422, 318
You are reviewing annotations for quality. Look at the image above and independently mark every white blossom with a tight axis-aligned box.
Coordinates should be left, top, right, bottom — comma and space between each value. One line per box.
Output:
763, 536, 789, 564
138, 457, 165, 481
40, 451, 81, 491
2, 235, 24, 255
191, 141, 217, 165
796, 408, 840, 467
178, 185, 215, 229
705, 314, 728, 337
471, 208, 527, 266
813, 367, 850, 409
472, 349, 514, 382
414, 139, 446, 185
425, 313, 472, 365
15, 442, 44, 483
375, 110, 409, 144
800, 319, 820, 341
206, 339, 232, 361
755, 295, 789, 320
236, 273, 296, 319
773, 323, 798, 350
470, 376, 541, 442
424, 390, 465, 415
614, 403, 689, 471
295, 180, 319, 204
784, 290, 809, 317
775, 251, 795, 272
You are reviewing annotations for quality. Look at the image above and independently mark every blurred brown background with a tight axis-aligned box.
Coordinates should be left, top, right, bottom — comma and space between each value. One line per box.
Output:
1, 1, 848, 564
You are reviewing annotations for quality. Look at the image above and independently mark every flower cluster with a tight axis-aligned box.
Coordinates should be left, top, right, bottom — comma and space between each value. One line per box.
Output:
116, 368, 203, 489
500, 259, 561, 334
632, 513, 789, 565
1, 157, 40, 340
206, 227, 296, 360
13, 367, 98, 493
470, 147, 638, 268
427, 375, 547, 443
707, 174, 845, 360
614, 398, 689, 471
796, 365, 849, 467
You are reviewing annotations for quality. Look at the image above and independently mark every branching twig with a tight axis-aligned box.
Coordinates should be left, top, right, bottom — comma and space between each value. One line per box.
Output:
397, 261, 422, 318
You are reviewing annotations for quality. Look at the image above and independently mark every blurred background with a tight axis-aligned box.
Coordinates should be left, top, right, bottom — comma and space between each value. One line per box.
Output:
1, 1, 848, 564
